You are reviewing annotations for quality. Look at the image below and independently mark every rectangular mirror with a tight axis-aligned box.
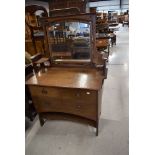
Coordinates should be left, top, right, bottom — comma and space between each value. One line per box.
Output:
47, 21, 91, 60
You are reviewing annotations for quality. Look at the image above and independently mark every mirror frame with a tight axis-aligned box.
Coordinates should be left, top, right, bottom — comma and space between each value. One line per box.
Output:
40, 13, 97, 66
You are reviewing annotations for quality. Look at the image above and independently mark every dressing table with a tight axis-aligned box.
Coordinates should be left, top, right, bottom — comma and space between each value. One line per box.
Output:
26, 13, 107, 136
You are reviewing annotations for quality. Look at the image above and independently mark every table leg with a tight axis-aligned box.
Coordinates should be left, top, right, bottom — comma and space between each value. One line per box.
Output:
39, 114, 45, 126
108, 45, 110, 57
40, 63, 45, 73
96, 121, 99, 136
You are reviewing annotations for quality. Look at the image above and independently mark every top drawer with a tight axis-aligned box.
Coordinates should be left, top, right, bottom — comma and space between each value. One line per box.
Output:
29, 86, 97, 103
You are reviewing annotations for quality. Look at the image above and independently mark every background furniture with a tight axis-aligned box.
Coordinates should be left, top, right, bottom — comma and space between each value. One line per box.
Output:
25, 52, 51, 122
25, 5, 48, 54
72, 37, 90, 59
48, 30, 73, 59
96, 38, 110, 57
123, 15, 129, 27
49, 0, 87, 13
25, 64, 37, 121
49, 7, 80, 17
31, 53, 51, 72
90, 7, 96, 13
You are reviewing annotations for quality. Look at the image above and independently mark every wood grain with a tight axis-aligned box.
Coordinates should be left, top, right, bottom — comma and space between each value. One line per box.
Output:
26, 67, 104, 90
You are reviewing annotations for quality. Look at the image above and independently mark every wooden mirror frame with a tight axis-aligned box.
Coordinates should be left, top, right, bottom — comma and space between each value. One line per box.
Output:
40, 13, 98, 67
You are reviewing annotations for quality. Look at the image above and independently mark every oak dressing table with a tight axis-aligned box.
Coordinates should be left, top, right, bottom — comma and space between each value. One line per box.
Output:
26, 13, 107, 136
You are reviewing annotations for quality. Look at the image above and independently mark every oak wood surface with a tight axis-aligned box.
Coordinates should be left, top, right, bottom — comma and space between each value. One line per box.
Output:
30, 92, 97, 120
26, 67, 104, 90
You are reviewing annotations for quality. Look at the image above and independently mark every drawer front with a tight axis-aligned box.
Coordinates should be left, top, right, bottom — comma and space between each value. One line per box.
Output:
32, 96, 62, 112
62, 89, 97, 102
29, 86, 60, 98
62, 89, 97, 120
29, 86, 97, 120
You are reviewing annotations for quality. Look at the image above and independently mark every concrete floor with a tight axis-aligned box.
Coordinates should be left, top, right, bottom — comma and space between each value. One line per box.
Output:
26, 25, 129, 155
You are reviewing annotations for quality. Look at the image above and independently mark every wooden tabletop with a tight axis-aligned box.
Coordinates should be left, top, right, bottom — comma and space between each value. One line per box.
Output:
26, 67, 104, 90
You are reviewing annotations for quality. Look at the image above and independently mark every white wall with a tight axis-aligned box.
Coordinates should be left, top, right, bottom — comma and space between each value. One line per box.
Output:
121, 0, 129, 9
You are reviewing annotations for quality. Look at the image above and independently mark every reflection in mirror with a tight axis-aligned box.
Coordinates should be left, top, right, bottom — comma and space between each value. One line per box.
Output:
47, 21, 91, 60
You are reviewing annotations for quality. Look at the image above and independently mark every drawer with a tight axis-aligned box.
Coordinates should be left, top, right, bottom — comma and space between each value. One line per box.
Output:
30, 86, 98, 120
62, 89, 97, 120
32, 96, 62, 112
62, 89, 97, 103
29, 86, 60, 98
72, 100, 97, 120
29, 86, 97, 103
33, 95, 97, 121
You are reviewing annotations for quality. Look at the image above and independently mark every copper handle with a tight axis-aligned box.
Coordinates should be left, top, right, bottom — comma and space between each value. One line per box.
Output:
76, 93, 80, 97
76, 105, 81, 109
86, 92, 90, 95
42, 88, 48, 94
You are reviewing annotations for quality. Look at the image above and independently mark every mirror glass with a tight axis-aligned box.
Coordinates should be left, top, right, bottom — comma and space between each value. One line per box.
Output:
46, 21, 91, 60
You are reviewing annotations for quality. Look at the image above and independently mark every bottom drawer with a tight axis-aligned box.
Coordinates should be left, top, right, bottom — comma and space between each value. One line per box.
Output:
32, 95, 97, 121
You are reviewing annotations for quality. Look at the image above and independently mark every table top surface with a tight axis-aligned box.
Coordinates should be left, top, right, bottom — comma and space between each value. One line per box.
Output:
26, 67, 104, 90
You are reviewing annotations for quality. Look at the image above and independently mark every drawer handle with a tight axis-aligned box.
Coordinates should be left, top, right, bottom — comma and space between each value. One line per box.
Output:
44, 102, 49, 106
42, 88, 48, 94
76, 93, 80, 97
76, 105, 81, 109
86, 92, 90, 95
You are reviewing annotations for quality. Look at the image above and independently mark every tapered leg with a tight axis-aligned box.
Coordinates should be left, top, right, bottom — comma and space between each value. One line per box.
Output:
39, 114, 45, 126
108, 45, 110, 57
96, 122, 99, 136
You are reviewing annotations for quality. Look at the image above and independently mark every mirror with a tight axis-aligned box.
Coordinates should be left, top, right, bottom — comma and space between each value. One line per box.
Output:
46, 21, 91, 61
